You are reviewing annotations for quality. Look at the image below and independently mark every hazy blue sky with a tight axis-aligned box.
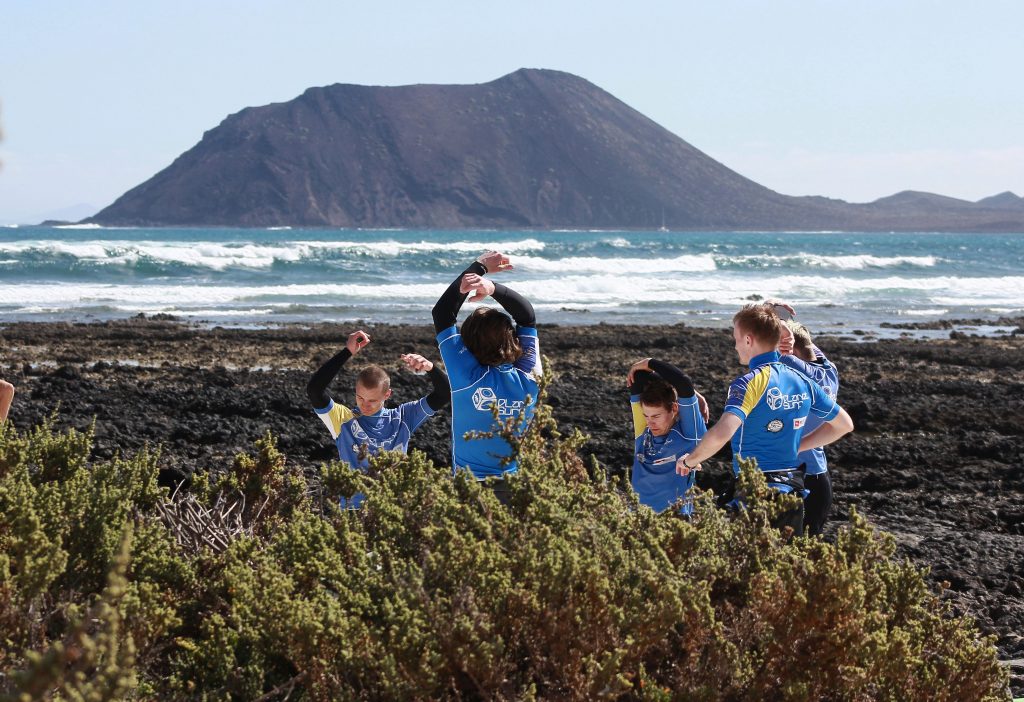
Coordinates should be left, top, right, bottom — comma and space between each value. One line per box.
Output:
1, 0, 1021, 223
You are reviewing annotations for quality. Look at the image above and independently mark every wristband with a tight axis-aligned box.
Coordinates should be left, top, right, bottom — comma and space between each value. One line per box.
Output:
682, 457, 695, 470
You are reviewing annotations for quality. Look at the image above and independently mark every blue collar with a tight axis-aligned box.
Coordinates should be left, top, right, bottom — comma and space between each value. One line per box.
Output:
749, 350, 780, 369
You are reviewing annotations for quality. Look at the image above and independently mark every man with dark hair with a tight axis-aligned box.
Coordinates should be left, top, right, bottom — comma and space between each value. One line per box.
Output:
626, 358, 708, 513
432, 251, 540, 503
771, 302, 841, 536
676, 304, 854, 536
307, 329, 450, 507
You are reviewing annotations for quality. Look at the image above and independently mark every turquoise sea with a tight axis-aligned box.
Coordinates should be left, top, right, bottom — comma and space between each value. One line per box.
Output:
1, 226, 1022, 335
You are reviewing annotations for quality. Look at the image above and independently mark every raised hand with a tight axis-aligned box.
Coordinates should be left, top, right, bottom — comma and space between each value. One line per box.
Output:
400, 353, 433, 374
765, 298, 796, 320
626, 358, 652, 386
346, 330, 371, 355
460, 273, 496, 302
476, 250, 514, 274
778, 322, 795, 356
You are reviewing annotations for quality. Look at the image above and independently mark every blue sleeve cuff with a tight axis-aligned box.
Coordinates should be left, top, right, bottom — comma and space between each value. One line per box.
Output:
314, 398, 334, 415
516, 326, 538, 337
723, 405, 746, 420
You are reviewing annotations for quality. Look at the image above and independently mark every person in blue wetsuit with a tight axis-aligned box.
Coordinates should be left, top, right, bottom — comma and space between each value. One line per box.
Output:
770, 301, 841, 536
675, 304, 854, 536
626, 357, 708, 514
432, 251, 541, 505
306, 329, 450, 507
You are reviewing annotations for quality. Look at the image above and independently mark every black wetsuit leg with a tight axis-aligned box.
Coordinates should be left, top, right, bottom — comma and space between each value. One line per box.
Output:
803, 471, 833, 536
770, 494, 805, 537
486, 478, 512, 507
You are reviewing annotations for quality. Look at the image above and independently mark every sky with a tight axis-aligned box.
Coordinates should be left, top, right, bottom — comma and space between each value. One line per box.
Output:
1, 0, 1022, 223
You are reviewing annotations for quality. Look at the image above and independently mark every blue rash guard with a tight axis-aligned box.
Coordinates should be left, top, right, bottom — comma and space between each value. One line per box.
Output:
776, 345, 840, 476
724, 350, 839, 489
631, 394, 706, 514
438, 325, 541, 479
315, 398, 435, 507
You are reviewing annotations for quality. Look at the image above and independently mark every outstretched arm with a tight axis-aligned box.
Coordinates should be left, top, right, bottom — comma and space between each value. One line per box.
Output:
676, 413, 743, 477
306, 330, 370, 409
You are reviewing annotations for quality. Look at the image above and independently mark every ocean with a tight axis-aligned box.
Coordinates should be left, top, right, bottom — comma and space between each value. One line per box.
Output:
1, 226, 1022, 337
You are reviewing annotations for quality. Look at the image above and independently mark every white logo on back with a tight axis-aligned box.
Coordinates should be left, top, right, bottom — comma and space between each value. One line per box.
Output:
766, 386, 809, 411
472, 386, 524, 416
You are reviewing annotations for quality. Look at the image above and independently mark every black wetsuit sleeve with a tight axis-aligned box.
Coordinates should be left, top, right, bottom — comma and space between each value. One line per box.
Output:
490, 282, 536, 328
425, 365, 451, 411
432, 261, 487, 334
648, 359, 696, 399
306, 348, 351, 409
629, 369, 656, 396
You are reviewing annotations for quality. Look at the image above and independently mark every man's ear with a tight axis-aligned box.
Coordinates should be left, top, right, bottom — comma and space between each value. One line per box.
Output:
385, 389, 393, 400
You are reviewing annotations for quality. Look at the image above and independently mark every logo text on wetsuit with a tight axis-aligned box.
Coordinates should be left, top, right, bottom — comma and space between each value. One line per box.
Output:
766, 387, 809, 411
472, 387, 524, 416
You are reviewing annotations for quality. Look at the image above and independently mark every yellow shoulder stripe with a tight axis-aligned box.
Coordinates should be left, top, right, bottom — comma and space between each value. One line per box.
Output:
740, 366, 771, 417
631, 400, 647, 439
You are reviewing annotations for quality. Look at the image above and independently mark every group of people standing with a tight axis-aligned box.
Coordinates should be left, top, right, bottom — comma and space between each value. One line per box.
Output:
308, 250, 853, 535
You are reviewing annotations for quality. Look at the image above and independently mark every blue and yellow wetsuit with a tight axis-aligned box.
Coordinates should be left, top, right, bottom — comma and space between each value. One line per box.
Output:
724, 350, 839, 493
629, 360, 707, 514
307, 347, 450, 507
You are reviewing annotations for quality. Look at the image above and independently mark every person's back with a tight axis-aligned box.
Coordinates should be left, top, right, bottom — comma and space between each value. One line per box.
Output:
725, 352, 836, 478
675, 304, 853, 536
433, 252, 541, 493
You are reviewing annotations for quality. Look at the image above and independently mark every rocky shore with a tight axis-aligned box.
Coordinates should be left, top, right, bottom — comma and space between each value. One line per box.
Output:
2, 318, 1022, 692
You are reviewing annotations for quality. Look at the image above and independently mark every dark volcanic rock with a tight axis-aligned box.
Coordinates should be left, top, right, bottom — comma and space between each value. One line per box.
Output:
3, 319, 1023, 693
90, 69, 1024, 232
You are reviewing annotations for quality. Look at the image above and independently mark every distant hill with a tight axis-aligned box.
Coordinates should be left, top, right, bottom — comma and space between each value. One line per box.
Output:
90, 69, 1024, 232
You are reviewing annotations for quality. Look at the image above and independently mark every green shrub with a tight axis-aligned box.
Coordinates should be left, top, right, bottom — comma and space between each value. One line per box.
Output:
0, 405, 1010, 701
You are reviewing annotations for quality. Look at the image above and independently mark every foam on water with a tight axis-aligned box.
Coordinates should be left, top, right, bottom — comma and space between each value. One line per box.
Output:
1, 228, 1020, 328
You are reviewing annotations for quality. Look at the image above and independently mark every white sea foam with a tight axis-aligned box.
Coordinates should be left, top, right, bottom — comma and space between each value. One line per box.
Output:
514, 254, 718, 274
0, 238, 549, 268
720, 253, 939, 269
54, 223, 103, 229
3, 275, 1022, 312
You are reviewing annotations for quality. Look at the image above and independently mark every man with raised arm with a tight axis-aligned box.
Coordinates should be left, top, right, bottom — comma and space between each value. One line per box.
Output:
770, 301, 841, 536
307, 329, 450, 507
675, 304, 853, 535
626, 358, 708, 513
432, 251, 541, 505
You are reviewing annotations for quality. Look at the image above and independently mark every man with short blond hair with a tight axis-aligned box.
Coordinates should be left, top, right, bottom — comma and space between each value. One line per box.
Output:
307, 329, 450, 507
676, 304, 853, 536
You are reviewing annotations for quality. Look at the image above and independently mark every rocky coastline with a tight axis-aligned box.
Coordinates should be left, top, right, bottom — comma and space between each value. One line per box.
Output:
2, 318, 1022, 692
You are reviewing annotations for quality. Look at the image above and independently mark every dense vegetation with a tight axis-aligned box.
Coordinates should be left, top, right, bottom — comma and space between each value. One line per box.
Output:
0, 400, 1009, 701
